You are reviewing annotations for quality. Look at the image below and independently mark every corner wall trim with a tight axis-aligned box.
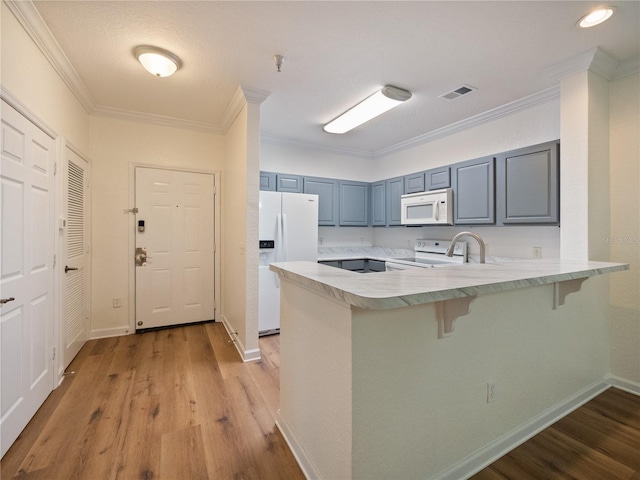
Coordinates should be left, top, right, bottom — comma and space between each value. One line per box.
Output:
220, 315, 261, 363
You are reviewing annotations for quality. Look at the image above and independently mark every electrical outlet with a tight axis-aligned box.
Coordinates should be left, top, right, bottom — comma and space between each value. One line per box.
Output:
533, 247, 542, 258
487, 381, 497, 403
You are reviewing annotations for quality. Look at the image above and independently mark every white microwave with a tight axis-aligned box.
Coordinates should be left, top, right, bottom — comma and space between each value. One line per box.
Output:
400, 188, 454, 225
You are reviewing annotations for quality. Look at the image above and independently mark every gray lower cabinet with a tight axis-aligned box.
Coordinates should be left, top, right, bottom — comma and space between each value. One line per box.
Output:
276, 174, 303, 193
452, 156, 495, 224
496, 141, 559, 225
259, 171, 276, 191
386, 176, 405, 226
425, 166, 450, 190
339, 181, 369, 226
303, 176, 338, 226
370, 181, 386, 226
404, 172, 425, 194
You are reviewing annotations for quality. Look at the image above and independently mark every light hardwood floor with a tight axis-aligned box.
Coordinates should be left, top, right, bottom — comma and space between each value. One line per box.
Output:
2, 322, 640, 480
1, 322, 304, 480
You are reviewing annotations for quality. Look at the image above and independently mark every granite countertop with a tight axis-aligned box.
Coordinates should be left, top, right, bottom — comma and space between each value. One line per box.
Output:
270, 258, 629, 310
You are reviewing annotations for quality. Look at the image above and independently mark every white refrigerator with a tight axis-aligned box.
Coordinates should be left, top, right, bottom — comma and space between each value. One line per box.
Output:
259, 191, 319, 335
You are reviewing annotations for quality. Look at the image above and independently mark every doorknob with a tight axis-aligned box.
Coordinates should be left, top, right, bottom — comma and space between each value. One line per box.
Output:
65, 266, 78, 273
0, 297, 15, 305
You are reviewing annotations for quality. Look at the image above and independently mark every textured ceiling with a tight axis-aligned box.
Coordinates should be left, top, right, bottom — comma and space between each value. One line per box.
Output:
32, 1, 640, 156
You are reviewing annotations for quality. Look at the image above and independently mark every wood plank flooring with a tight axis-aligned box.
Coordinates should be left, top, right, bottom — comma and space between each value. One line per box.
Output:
471, 387, 640, 480
1, 322, 304, 480
2, 322, 639, 480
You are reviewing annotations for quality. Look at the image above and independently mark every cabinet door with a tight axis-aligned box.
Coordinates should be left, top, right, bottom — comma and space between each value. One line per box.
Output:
496, 141, 559, 225
386, 176, 405, 226
404, 172, 425, 194
339, 181, 369, 226
452, 156, 495, 224
425, 166, 450, 190
260, 171, 276, 191
276, 174, 303, 193
370, 181, 386, 226
303, 177, 338, 226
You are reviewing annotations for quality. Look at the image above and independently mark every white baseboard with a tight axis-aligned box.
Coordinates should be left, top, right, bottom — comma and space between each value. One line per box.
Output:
607, 375, 640, 396
220, 315, 261, 363
433, 377, 626, 480
89, 326, 131, 339
275, 410, 320, 480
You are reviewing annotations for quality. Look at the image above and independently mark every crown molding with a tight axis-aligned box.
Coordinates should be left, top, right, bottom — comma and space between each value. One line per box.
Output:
545, 47, 621, 81
611, 56, 640, 80
261, 133, 375, 159
221, 86, 271, 133
92, 105, 221, 133
373, 86, 561, 158
5, 0, 96, 113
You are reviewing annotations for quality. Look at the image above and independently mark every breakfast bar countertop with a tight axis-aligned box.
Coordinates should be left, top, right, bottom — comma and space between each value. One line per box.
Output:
270, 258, 629, 310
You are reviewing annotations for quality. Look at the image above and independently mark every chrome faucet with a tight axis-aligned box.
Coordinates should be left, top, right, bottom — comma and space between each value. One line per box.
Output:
446, 231, 486, 264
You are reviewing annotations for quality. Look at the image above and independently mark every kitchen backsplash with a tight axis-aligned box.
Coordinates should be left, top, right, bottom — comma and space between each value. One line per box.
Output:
320, 225, 560, 259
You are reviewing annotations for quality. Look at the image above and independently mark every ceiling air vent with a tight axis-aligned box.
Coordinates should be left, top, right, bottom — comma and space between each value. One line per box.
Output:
439, 85, 477, 100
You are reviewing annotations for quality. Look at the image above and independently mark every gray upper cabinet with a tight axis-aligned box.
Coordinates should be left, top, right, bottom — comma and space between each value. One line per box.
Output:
339, 181, 370, 226
260, 171, 276, 191
370, 181, 386, 226
425, 166, 450, 190
496, 141, 559, 225
404, 172, 425, 194
452, 156, 495, 224
386, 176, 405, 226
276, 174, 303, 193
303, 176, 338, 226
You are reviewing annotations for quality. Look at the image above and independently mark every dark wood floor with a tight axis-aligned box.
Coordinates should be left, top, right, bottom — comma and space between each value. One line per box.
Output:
2, 322, 639, 480
1, 322, 304, 480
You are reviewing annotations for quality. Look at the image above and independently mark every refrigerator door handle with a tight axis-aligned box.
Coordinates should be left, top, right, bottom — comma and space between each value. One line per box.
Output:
281, 213, 288, 261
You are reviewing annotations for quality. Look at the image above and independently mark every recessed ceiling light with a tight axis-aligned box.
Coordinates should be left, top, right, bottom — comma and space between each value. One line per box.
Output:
578, 7, 616, 28
134, 45, 182, 77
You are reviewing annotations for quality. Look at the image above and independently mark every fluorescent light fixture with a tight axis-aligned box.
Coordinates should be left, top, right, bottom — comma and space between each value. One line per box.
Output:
134, 46, 182, 77
323, 85, 412, 134
578, 7, 615, 28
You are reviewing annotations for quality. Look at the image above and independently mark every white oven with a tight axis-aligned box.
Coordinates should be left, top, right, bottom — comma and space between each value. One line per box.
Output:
400, 188, 453, 225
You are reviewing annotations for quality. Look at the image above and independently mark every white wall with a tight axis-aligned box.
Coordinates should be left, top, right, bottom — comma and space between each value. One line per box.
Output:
88, 116, 224, 337
261, 141, 374, 181
609, 72, 640, 383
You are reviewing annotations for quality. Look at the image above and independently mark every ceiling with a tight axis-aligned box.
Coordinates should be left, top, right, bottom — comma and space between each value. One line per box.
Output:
30, 1, 640, 157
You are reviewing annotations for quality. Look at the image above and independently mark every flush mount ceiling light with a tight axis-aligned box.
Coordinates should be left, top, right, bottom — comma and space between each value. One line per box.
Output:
323, 85, 412, 134
134, 45, 182, 77
578, 7, 616, 28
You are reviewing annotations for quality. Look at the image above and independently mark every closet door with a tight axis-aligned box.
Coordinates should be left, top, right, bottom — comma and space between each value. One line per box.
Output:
62, 146, 90, 368
1, 100, 55, 457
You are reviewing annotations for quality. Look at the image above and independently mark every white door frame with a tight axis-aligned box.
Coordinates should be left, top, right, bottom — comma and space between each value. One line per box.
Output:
127, 163, 220, 334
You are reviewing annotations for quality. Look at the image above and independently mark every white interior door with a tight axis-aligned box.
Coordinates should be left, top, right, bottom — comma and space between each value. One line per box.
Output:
135, 167, 214, 330
1, 101, 55, 457
62, 147, 90, 368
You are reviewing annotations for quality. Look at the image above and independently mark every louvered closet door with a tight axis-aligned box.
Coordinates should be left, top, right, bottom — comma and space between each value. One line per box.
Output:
62, 147, 89, 368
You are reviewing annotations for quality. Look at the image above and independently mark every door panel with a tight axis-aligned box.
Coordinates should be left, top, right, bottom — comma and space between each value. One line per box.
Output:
1, 100, 55, 458
135, 168, 214, 330
62, 147, 90, 368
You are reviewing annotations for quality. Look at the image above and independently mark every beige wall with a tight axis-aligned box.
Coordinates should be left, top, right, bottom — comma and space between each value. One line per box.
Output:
1, 2, 89, 151
88, 115, 224, 336
609, 72, 640, 383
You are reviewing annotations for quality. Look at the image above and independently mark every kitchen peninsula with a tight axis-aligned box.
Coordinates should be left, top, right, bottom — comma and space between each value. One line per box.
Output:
270, 259, 629, 480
